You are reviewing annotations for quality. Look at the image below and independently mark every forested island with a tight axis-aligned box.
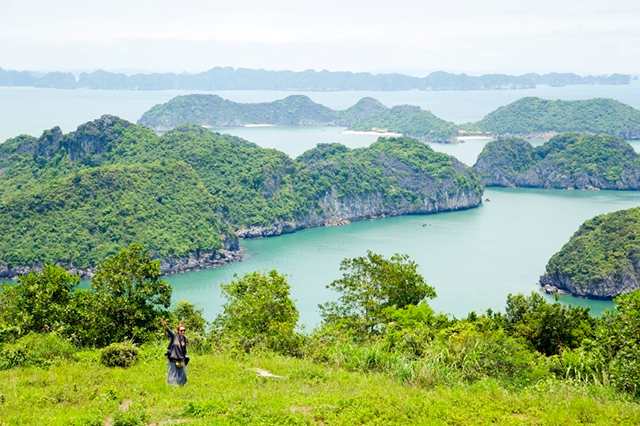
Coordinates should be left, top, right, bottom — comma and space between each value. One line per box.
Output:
138, 94, 458, 142
472, 133, 640, 189
137, 94, 388, 131
541, 207, 640, 298
466, 97, 640, 139
0, 116, 482, 278
0, 66, 631, 90
140, 94, 640, 144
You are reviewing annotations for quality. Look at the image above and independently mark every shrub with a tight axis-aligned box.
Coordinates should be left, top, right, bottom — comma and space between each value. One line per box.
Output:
0, 332, 76, 370
100, 341, 139, 368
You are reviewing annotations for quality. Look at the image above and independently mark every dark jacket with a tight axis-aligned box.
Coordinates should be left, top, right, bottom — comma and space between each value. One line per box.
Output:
166, 328, 187, 362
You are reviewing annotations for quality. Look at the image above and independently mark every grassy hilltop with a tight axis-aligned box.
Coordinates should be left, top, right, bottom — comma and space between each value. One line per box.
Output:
3, 247, 640, 425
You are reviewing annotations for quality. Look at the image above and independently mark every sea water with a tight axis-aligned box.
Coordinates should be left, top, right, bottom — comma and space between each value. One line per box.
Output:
2, 84, 640, 325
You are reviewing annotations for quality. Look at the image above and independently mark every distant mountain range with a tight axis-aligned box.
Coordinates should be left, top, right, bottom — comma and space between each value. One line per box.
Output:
0, 66, 631, 91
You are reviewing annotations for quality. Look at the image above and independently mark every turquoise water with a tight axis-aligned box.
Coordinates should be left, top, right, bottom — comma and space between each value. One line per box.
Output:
167, 188, 640, 326
3, 85, 640, 326
3, 81, 640, 144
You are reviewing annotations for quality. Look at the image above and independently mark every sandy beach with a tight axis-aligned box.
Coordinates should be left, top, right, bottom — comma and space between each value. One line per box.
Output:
456, 136, 495, 141
340, 130, 403, 137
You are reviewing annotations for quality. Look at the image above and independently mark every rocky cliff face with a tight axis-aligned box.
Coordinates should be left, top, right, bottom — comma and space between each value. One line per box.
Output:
238, 155, 483, 238
0, 235, 241, 280
238, 186, 481, 238
473, 134, 640, 190
539, 267, 640, 299
514, 159, 640, 189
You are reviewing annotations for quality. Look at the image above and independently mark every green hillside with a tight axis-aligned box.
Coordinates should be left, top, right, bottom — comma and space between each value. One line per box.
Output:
0, 117, 482, 273
0, 162, 230, 269
469, 97, 640, 139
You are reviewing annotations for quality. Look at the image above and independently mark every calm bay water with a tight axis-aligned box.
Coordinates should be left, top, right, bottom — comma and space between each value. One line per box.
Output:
167, 188, 640, 326
2, 84, 640, 326
2, 81, 640, 143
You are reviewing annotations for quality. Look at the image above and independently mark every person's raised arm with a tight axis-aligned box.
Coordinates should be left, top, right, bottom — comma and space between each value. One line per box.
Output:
160, 318, 174, 338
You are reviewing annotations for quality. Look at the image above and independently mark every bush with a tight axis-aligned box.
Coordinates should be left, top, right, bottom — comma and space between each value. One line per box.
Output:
100, 341, 139, 368
0, 332, 76, 370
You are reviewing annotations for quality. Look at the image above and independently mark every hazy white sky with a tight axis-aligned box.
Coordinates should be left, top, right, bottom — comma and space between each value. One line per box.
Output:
1, 0, 639, 75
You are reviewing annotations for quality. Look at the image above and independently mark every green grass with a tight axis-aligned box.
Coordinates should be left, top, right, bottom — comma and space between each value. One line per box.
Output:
2, 344, 639, 425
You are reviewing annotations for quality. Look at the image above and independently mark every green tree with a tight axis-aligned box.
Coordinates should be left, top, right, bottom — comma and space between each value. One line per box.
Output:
596, 289, 640, 394
87, 243, 172, 346
0, 265, 80, 339
213, 270, 301, 355
172, 299, 207, 335
504, 292, 595, 356
319, 251, 436, 336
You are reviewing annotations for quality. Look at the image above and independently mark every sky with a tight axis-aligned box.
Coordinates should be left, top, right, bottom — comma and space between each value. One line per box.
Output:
0, 0, 639, 76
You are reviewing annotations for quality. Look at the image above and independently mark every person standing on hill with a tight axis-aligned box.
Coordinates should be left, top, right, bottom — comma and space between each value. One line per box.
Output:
160, 318, 188, 386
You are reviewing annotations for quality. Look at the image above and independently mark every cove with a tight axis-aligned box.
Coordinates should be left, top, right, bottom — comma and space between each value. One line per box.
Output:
167, 187, 640, 327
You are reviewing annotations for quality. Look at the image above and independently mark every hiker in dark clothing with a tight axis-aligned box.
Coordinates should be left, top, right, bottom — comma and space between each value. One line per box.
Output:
160, 318, 188, 386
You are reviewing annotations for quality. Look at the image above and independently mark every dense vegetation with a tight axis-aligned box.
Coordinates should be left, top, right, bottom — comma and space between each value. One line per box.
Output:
138, 95, 387, 130
542, 207, 640, 298
0, 117, 482, 273
3, 248, 640, 424
472, 132, 640, 189
348, 105, 459, 142
468, 97, 640, 139
0, 66, 630, 90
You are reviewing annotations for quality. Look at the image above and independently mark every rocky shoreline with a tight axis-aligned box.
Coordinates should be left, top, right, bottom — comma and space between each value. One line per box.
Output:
539, 269, 640, 299
238, 192, 482, 238
473, 134, 640, 190
0, 248, 243, 281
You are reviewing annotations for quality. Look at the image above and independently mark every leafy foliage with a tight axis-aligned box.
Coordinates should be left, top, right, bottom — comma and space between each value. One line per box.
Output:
0, 265, 79, 336
213, 270, 302, 355
87, 244, 172, 346
0, 332, 76, 370
319, 251, 436, 337
172, 300, 207, 336
503, 292, 595, 356
100, 341, 139, 368
0, 244, 170, 348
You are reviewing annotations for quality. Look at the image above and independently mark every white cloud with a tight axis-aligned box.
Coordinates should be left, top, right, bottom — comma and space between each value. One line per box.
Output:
0, 0, 638, 74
